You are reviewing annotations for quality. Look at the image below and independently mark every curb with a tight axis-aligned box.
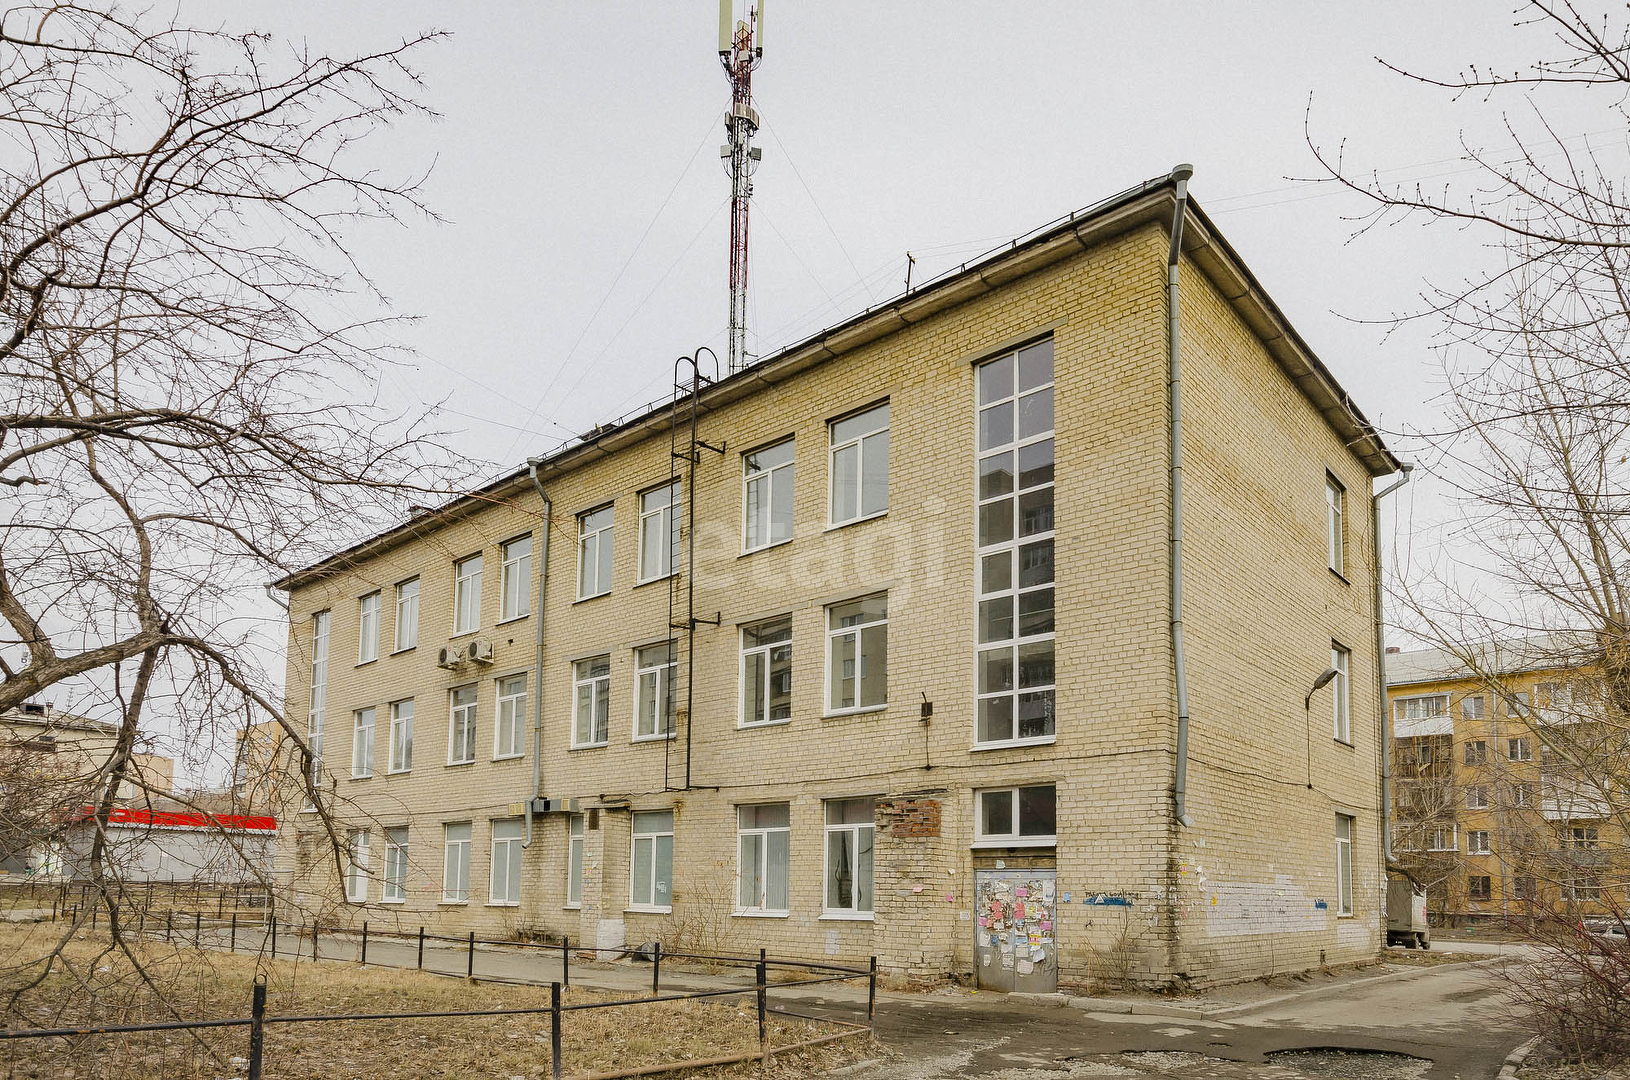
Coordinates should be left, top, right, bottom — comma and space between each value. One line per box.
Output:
1497, 1035, 1541, 1079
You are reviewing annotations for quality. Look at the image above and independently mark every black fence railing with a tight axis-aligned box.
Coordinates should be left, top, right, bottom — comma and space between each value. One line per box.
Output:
0, 954, 878, 1080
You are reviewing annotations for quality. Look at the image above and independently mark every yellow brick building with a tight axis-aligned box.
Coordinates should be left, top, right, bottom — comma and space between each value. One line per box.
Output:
1387, 639, 1626, 921
274, 170, 1401, 989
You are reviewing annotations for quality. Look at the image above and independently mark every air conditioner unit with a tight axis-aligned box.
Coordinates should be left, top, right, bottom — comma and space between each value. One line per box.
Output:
468, 639, 494, 664
436, 646, 462, 670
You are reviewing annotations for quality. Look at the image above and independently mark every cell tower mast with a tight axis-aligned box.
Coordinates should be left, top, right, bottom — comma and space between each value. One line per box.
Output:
719, 0, 763, 375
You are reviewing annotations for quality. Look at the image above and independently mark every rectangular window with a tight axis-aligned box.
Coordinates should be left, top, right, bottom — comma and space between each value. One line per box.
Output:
1467, 830, 1492, 855
388, 699, 414, 774
577, 506, 614, 599
826, 594, 888, 713
1564, 876, 1601, 902
974, 785, 1057, 846
394, 578, 419, 651
1331, 643, 1351, 742
358, 592, 380, 664
490, 819, 523, 906
453, 553, 483, 634
1396, 695, 1448, 722
1468, 875, 1492, 902
1466, 785, 1490, 810
1508, 737, 1532, 761
383, 827, 408, 903
737, 804, 790, 914
306, 611, 330, 809
630, 810, 674, 910
346, 829, 369, 903
634, 642, 677, 740
1512, 782, 1536, 808
1570, 826, 1600, 848
448, 685, 477, 765
824, 798, 874, 916
351, 708, 375, 779
572, 655, 611, 747
1460, 695, 1486, 719
976, 340, 1054, 746
495, 674, 527, 759
741, 616, 793, 726
566, 815, 585, 907
1464, 740, 1490, 765
1512, 875, 1535, 902
1326, 474, 1345, 575
829, 402, 889, 525
500, 535, 532, 621
743, 439, 795, 550
442, 822, 471, 903
1428, 825, 1457, 851
638, 481, 680, 583
1335, 814, 1354, 916
1507, 691, 1530, 717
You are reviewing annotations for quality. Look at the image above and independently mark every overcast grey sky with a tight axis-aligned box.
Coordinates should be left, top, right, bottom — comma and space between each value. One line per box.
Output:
117, 1, 1616, 769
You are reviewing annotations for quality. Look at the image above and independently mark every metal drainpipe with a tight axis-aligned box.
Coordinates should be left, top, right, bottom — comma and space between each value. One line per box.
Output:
1167, 163, 1195, 831
523, 459, 553, 847
1372, 464, 1413, 862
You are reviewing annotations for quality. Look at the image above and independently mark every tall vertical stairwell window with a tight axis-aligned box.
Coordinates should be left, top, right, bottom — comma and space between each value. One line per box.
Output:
829, 402, 889, 525
639, 481, 680, 583
305, 611, 330, 809
975, 338, 1055, 746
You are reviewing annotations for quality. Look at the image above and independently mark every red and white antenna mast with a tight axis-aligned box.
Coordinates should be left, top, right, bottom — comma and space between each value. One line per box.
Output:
719, 0, 763, 375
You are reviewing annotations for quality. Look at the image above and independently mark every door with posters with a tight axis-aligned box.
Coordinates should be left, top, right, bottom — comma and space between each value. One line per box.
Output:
974, 868, 1057, 992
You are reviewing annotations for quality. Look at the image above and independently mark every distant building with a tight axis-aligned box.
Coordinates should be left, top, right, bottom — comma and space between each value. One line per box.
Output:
1387, 638, 1626, 921
59, 799, 277, 883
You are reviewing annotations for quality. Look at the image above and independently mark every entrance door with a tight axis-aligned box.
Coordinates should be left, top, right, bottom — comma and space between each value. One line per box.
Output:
974, 868, 1057, 992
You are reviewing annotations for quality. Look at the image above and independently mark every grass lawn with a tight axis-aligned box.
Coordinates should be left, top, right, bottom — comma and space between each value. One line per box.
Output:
0, 923, 872, 1079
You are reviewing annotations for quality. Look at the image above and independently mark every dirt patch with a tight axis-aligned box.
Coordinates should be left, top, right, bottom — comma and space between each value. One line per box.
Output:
0, 923, 872, 1079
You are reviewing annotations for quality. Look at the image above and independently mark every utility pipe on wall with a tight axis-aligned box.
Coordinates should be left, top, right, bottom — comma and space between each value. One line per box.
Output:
1372, 464, 1412, 861
1166, 163, 1196, 830
523, 459, 553, 847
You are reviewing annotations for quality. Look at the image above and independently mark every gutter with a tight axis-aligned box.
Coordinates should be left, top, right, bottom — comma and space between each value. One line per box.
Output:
1372, 464, 1413, 862
1167, 163, 1195, 831
523, 459, 553, 847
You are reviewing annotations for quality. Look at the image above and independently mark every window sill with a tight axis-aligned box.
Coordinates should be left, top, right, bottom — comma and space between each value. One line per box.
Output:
570, 742, 608, 752
381, 898, 405, 906
1333, 738, 1354, 750
632, 732, 677, 743
1336, 912, 1356, 919
825, 510, 887, 533
824, 705, 887, 720
485, 902, 521, 908
738, 719, 793, 730
574, 591, 611, 605
346, 898, 367, 905
350, 774, 373, 782
1328, 567, 1349, 586
356, 658, 379, 669
733, 910, 790, 919
438, 900, 469, 906
391, 646, 417, 656
633, 573, 676, 590
624, 906, 672, 915
496, 614, 530, 627
818, 912, 875, 922
446, 760, 475, 768
448, 629, 480, 640
492, 753, 525, 762
298, 807, 318, 814
971, 735, 1057, 752
971, 838, 1057, 850
564, 903, 582, 911
739, 537, 794, 558
387, 769, 413, 776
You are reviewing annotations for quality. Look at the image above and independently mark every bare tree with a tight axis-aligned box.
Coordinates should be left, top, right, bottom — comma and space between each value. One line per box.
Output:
0, 0, 462, 1011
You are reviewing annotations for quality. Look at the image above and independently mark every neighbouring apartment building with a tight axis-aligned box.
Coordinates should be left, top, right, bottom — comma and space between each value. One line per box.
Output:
274, 169, 1402, 989
1387, 638, 1627, 922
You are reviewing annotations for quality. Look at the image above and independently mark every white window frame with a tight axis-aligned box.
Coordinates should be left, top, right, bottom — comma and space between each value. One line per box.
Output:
973, 785, 1057, 848
637, 481, 680, 584
453, 553, 483, 635
1468, 874, 1493, 902
351, 707, 375, 779
1466, 785, 1490, 810
1335, 813, 1354, 916
1460, 694, 1486, 719
447, 684, 477, 765
742, 438, 795, 552
388, 698, 414, 774
822, 797, 875, 918
1512, 782, 1536, 808
304, 611, 330, 811
489, 819, 523, 906
1326, 474, 1345, 575
825, 593, 888, 715
736, 803, 791, 915
442, 821, 472, 904
739, 615, 793, 727
566, 815, 585, 908
633, 642, 676, 741
499, 534, 532, 622
629, 810, 674, 912
572, 655, 611, 748
828, 401, 890, 527
382, 826, 408, 903
1395, 694, 1449, 722
1467, 829, 1492, 855
358, 591, 380, 664
346, 829, 370, 904
1508, 736, 1532, 762
1332, 643, 1351, 743
1427, 825, 1457, 852
394, 578, 419, 652
494, 674, 527, 759
577, 505, 614, 599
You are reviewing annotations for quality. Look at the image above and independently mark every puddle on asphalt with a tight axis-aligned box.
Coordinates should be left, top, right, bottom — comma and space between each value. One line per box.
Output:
1265, 1048, 1433, 1079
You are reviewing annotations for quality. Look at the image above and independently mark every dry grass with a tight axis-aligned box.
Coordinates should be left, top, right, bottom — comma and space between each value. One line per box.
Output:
0, 924, 873, 1079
